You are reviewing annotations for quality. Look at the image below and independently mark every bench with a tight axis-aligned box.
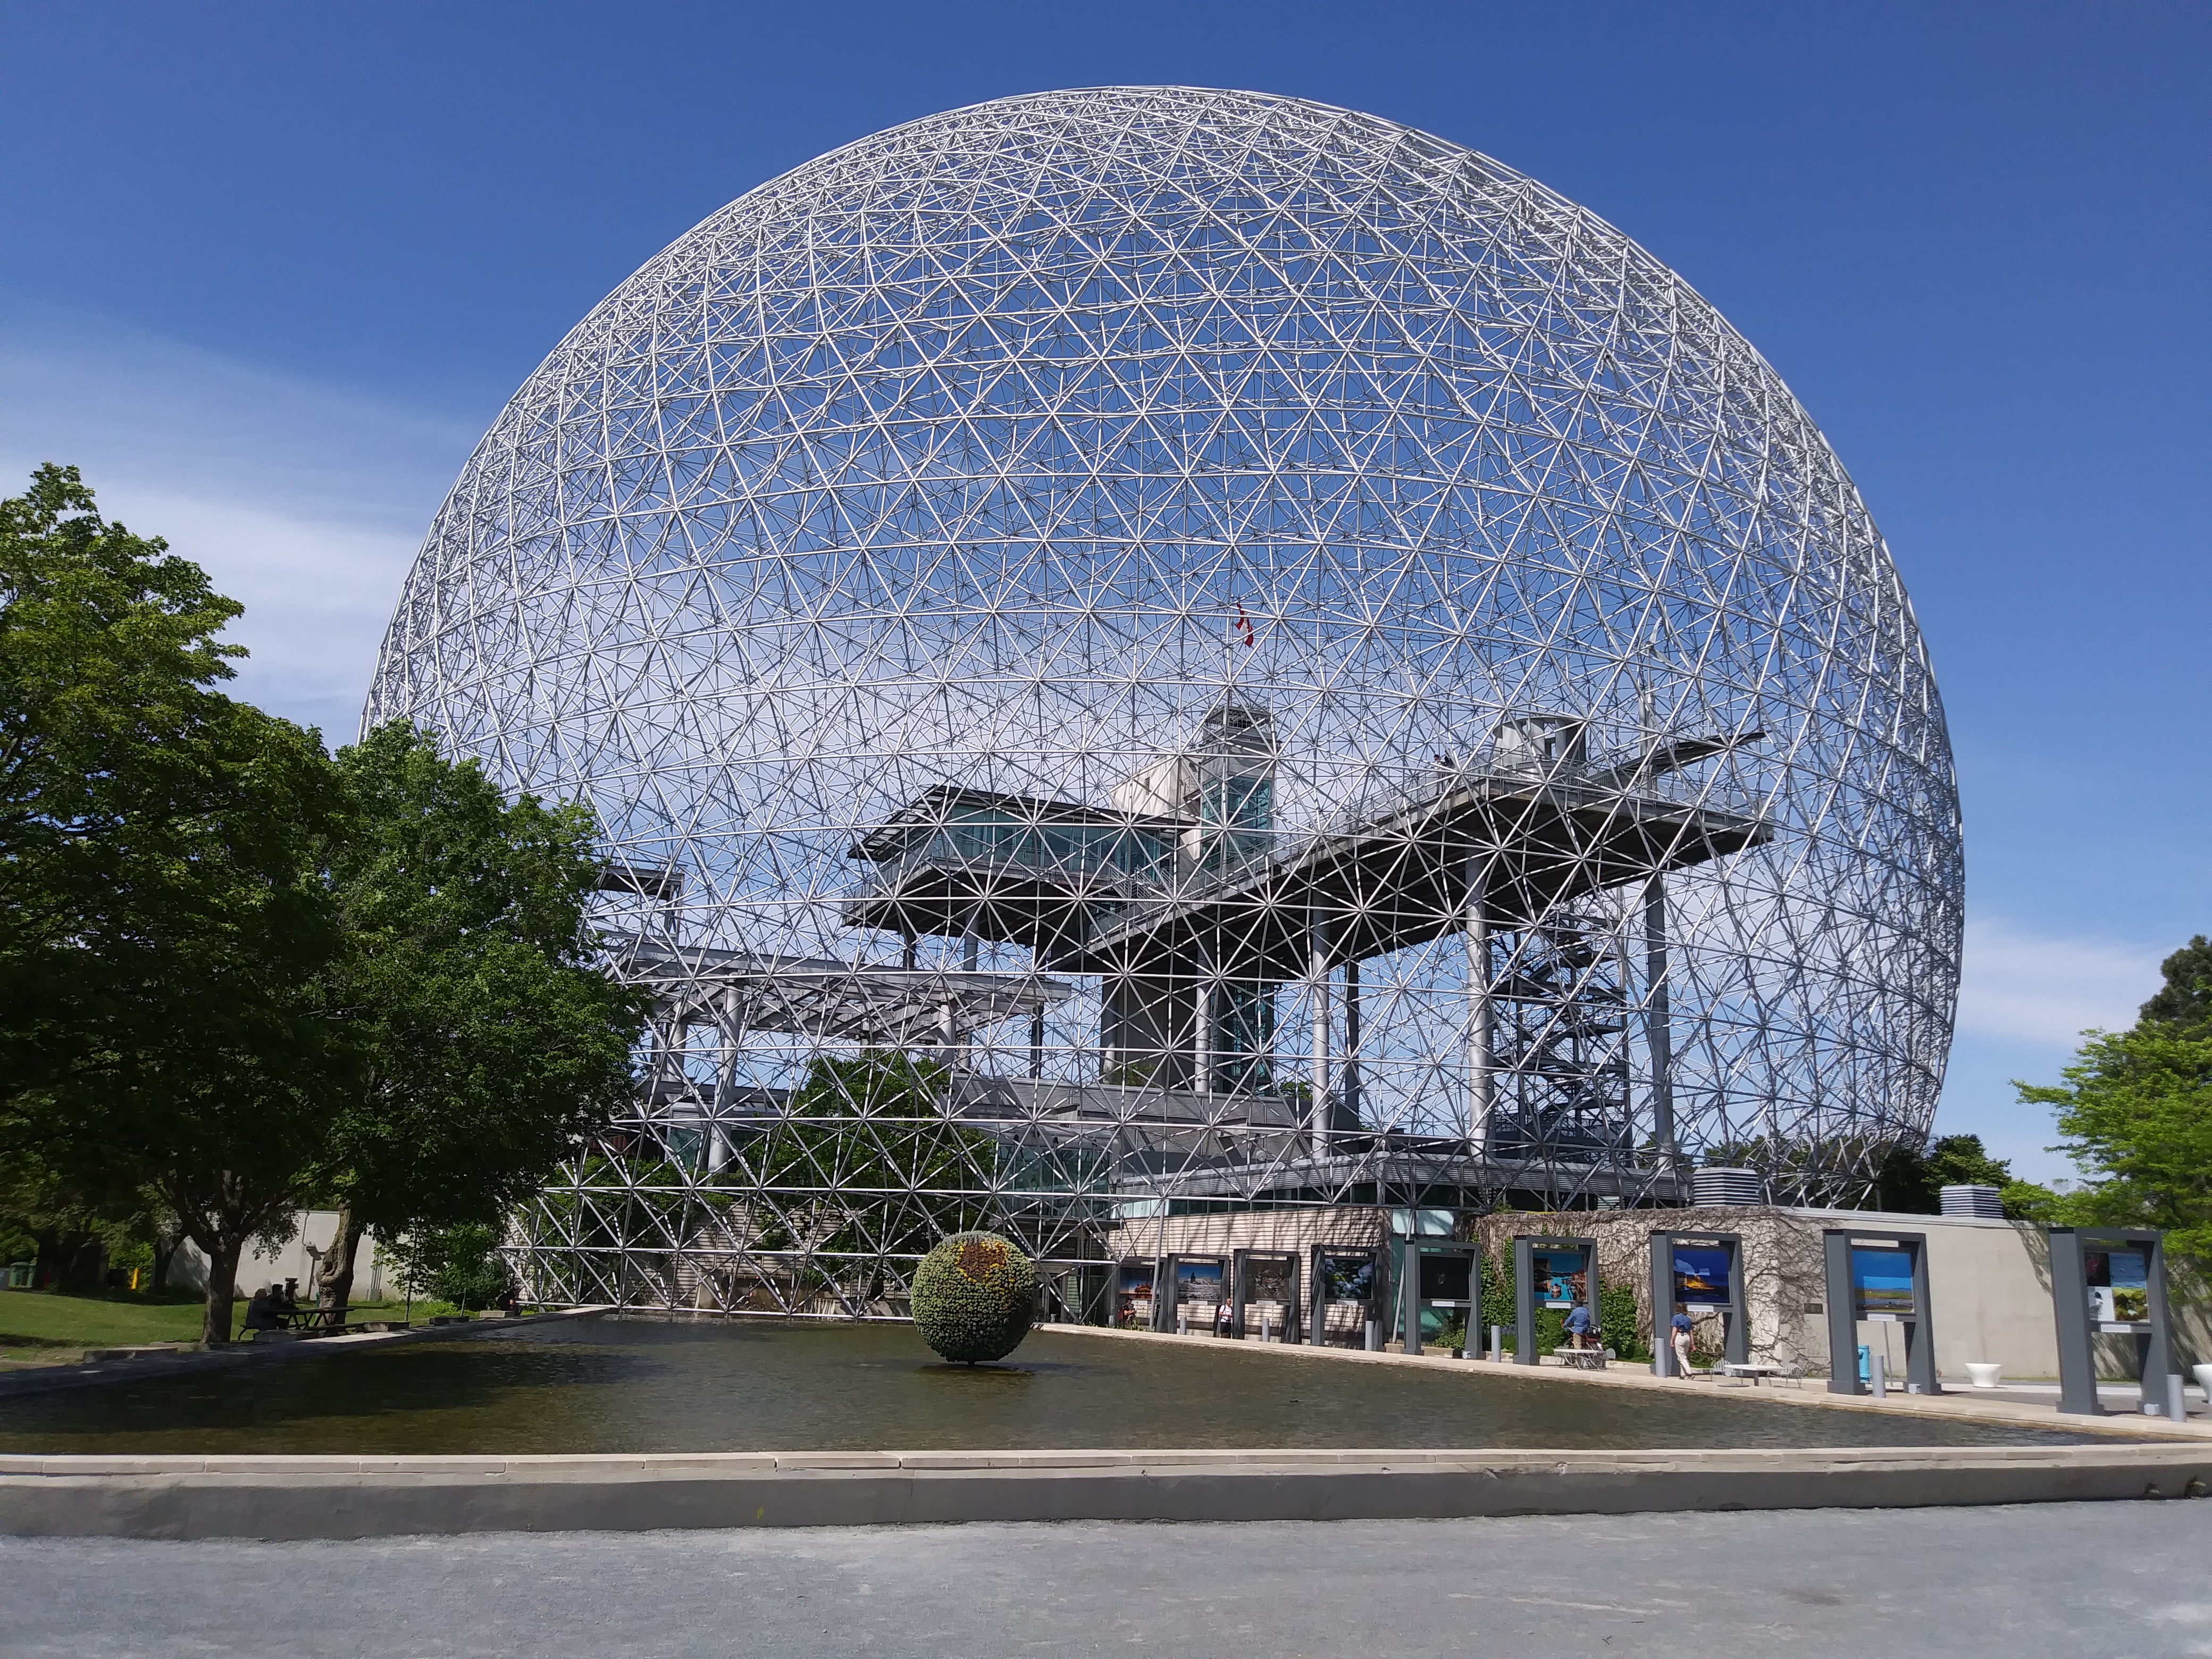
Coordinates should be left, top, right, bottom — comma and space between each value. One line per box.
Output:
1716, 1362, 1784, 1386
1552, 1347, 1607, 1370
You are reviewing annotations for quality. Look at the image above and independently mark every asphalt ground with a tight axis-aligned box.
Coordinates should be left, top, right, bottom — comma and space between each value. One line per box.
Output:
5, 1500, 2210, 1657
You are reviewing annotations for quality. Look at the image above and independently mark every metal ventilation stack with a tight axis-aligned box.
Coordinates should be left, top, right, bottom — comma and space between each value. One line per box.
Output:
1692, 1167, 1766, 1206
1940, 1184, 2006, 1219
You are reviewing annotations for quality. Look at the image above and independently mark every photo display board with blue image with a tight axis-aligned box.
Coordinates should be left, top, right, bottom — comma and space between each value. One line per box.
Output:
2085, 1250, 2150, 1325
1672, 1246, 1732, 1306
1534, 1248, 1588, 1309
1850, 1246, 1915, 1317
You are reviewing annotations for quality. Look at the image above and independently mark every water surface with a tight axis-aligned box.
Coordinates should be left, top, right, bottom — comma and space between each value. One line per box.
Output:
0, 1319, 2104, 1455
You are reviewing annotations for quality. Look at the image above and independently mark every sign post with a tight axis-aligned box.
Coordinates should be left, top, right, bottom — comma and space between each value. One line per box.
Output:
1309, 1245, 1381, 1351
1648, 1231, 1745, 1374
1822, 1229, 1937, 1396
1230, 1249, 1301, 1342
2049, 1228, 2174, 1417
1398, 1239, 1479, 1355
1512, 1235, 1598, 1365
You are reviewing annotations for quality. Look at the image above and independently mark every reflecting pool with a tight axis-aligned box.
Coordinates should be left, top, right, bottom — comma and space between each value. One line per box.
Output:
0, 1319, 2104, 1455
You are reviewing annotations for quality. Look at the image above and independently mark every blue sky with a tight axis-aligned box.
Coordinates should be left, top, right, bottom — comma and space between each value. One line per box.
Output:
2, 2, 2206, 1179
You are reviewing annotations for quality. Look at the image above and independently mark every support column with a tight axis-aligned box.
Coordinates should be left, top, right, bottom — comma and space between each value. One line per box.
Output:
1342, 960, 1362, 1128
1192, 942, 1213, 1098
1309, 920, 1333, 1162
1466, 866, 1492, 1157
1028, 1000, 1045, 1080
1643, 876, 1678, 1166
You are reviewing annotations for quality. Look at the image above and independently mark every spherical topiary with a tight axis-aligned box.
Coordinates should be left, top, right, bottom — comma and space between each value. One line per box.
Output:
911, 1231, 1036, 1364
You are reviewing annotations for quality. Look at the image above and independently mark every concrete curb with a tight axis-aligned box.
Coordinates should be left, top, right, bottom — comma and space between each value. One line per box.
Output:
4, 1445, 2208, 1538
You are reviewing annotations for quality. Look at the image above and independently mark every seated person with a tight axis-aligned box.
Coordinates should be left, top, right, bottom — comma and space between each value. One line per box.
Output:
1562, 1302, 1597, 1350
240, 1286, 280, 1333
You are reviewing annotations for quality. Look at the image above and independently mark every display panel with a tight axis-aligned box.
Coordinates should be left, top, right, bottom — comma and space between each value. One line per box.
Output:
1850, 1246, 1915, 1317
1672, 1246, 1732, 1306
1418, 1253, 1472, 1304
1116, 1261, 1154, 1326
1320, 1254, 1375, 1303
1534, 1247, 1588, 1309
2085, 1249, 2150, 1325
1246, 1257, 1294, 1305
1175, 1260, 1223, 1304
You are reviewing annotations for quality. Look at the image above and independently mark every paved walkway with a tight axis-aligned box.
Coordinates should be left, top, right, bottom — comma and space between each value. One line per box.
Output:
5, 1501, 2209, 1656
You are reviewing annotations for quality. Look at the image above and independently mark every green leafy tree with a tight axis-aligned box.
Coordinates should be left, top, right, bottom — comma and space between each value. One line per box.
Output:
382, 1222, 512, 1311
1872, 1133, 2047, 1218
0, 466, 349, 1343
745, 1051, 995, 1262
2139, 935, 2212, 1035
306, 722, 648, 1314
2016, 1024, 2212, 1264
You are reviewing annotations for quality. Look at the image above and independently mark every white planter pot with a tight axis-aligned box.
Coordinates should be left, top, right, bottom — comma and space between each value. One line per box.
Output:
2193, 1362, 2212, 1400
1965, 1362, 2003, 1389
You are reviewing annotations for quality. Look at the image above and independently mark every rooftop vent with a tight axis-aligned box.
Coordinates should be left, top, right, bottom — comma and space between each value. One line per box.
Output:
1692, 1166, 1765, 1206
1940, 1184, 2005, 1219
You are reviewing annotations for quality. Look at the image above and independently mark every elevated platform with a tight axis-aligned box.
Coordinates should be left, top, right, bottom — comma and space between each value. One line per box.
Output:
843, 753, 1765, 981
610, 935, 1071, 1047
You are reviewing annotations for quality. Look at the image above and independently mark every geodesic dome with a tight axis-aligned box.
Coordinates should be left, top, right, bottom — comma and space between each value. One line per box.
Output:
365, 87, 1960, 1309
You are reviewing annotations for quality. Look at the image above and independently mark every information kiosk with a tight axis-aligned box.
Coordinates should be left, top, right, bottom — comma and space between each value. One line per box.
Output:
1310, 1246, 1382, 1349
1822, 1229, 1937, 1395
2049, 1227, 2177, 1416
1230, 1249, 1301, 1342
1512, 1235, 1599, 1365
1396, 1239, 1481, 1355
1648, 1231, 1746, 1373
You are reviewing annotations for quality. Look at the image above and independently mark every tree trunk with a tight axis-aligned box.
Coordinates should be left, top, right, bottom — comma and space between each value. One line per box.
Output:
314, 1207, 365, 1325
33, 1228, 102, 1292
202, 1237, 242, 1345
151, 1233, 177, 1295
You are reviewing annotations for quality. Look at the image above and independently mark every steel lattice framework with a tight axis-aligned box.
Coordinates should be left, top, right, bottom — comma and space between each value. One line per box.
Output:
364, 88, 1962, 1316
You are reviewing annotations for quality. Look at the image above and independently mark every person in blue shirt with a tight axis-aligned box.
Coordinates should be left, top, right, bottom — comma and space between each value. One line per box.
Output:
1670, 1303, 1696, 1376
1563, 1301, 1596, 1350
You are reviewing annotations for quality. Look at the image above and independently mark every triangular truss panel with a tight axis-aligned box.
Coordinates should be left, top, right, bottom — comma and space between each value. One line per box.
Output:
364, 89, 1961, 1311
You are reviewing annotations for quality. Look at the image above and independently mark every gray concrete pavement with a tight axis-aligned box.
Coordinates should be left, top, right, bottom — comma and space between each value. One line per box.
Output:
4, 1501, 2210, 1657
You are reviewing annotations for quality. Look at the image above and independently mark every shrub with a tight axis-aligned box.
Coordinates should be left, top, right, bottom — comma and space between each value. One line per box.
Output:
1599, 1281, 1645, 1360
386, 1222, 510, 1311
911, 1231, 1036, 1363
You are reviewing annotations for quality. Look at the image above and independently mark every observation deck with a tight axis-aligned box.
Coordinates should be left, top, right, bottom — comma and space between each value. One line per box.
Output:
842, 739, 1767, 980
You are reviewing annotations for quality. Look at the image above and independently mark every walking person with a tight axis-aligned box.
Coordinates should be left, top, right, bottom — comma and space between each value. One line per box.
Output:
1669, 1303, 1696, 1376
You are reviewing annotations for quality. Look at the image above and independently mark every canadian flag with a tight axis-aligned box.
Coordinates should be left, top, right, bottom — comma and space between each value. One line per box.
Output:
1232, 601, 1255, 649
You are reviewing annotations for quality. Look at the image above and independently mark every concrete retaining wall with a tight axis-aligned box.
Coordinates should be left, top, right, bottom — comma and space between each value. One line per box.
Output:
4, 1446, 2207, 1538
1485, 1206, 2212, 1378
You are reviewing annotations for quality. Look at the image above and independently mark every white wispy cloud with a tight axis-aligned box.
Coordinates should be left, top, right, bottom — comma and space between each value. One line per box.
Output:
0, 296, 479, 738
1955, 914, 2163, 1048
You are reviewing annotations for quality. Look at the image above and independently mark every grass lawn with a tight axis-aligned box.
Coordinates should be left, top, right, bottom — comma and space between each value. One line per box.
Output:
0, 1291, 459, 1364
0, 1291, 208, 1362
